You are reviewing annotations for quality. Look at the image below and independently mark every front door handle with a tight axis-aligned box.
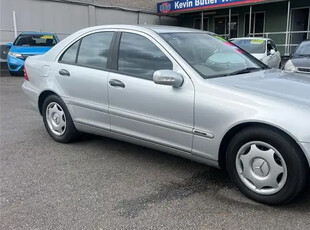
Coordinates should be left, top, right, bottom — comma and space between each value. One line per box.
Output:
59, 69, 70, 77
109, 79, 125, 88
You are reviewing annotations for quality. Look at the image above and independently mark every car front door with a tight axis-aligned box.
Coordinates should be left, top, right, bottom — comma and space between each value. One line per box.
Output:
52, 31, 115, 130
108, 32, 195, 152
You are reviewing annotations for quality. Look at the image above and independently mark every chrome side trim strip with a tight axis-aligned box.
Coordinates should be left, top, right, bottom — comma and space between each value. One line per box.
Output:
67, 98, 109, 114
109, 107, 193, 134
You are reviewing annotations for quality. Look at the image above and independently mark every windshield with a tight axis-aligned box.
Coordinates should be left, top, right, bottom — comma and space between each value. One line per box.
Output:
294, 41, 310, 56
161, 33, 267, 79
231, 39, 266, 54
14, 34, 57, 47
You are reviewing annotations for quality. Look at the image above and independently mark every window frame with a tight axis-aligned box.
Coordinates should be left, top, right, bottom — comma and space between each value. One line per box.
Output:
58, 31, 117, 71
213, 14, 239, 38
244, 11, 266, 37
110, 31, 174, 81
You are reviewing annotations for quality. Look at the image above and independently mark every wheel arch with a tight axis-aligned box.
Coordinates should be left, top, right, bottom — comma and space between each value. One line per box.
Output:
218, 122, 309, 170
38, 90, 59, 115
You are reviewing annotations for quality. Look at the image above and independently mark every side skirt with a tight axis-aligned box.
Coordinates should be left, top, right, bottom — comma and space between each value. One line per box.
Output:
75, 122, 220, 169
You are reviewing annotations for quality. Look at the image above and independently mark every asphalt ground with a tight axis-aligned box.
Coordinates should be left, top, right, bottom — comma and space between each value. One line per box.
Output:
1, 75, 310, 230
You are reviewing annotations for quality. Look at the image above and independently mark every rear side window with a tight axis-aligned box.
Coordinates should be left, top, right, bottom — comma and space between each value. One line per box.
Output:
118, 33, 173, 80
77, 32, 114, 69
59, 41, 80, 64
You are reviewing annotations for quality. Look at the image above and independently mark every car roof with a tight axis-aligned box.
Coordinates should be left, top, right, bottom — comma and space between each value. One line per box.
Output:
142, 25, 209, 33
76, 24, 215, 35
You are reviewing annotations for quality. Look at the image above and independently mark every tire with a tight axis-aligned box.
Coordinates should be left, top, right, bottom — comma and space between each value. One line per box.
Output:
42, 94, 79, 143
226, 126, 308, 205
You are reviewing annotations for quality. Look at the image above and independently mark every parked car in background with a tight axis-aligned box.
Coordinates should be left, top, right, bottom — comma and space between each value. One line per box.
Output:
6, 32, 59, 76
231, 37, 281, 69
284, 40, 310, 74
23, 25, 310, 205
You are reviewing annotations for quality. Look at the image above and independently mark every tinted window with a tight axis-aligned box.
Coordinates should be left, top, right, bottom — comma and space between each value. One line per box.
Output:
77, 32, 114, 69
14, 34, 57, 46
118, 33, 173, 80
59, 41, 80, 64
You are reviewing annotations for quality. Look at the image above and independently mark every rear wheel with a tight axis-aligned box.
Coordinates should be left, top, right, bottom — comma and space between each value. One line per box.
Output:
42, 95, 79, 143
226, 126, 308, 205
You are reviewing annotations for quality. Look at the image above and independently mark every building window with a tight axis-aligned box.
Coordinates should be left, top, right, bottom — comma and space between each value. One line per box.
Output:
214, 15, 238, 38
244, 12, 265, 37
290, 7, 310, 52
194, 18, 209, 31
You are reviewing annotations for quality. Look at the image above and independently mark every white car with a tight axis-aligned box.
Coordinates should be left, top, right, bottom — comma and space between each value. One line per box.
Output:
231, 37, 281, 69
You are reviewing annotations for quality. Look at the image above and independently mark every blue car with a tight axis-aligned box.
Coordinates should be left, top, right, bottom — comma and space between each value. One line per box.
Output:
6, 32, 59, 76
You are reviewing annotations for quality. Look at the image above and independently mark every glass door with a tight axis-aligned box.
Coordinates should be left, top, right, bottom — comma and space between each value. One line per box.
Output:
194, 17, 209, 31
244, 12, 265, 37
290, 8, 310, 52
214, 15, 238, 38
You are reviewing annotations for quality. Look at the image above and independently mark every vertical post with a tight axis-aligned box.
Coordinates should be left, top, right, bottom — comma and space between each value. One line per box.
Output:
12, 11, 17, 38
285, 0, 291, 55
88, 5, 96, 26
137, 11, 140, 25
228, 8, 232, 38
249, 6, 252, 37
307, 3, 310, 39
201, 11, 204, 30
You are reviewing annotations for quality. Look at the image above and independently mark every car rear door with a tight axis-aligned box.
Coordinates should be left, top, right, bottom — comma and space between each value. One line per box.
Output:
107, 31, 195, 152
52, 31, 115, 130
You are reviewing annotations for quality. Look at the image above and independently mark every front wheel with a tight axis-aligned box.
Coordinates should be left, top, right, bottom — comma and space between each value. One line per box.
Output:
42, 95, 79, 143
226, 126, 308, 205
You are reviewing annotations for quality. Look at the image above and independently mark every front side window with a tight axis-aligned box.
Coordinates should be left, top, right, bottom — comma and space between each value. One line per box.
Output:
161, 33, 267, 79
118, 33, 173, 80
77, 32, 114, 69
14, 34, 57, 47
267, 40, 277, 54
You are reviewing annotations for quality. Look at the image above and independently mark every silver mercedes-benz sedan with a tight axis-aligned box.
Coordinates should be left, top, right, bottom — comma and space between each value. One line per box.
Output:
22, 25, 310, 205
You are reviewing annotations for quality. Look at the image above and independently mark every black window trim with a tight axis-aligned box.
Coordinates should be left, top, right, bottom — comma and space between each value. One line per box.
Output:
110, 31, 174, 81
58, 31, 118, 72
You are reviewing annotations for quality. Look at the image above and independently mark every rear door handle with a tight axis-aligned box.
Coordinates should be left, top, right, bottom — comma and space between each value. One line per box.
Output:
109, 79, 125, 88
59, 69, 70, 77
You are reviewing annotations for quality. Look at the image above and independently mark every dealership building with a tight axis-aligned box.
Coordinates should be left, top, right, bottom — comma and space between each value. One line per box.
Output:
158, 0, 310, 56
1, 0, 309, 61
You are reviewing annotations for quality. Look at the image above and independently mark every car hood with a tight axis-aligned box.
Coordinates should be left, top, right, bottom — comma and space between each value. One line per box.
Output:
290, 57, 310, 68
10, 46, 52, 55
209, 69, 310, 109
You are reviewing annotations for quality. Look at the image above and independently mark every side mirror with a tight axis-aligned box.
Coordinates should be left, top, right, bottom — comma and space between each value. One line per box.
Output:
153, 70, 184, 88
6, 42, 12, 48
270, 49, 276, 55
